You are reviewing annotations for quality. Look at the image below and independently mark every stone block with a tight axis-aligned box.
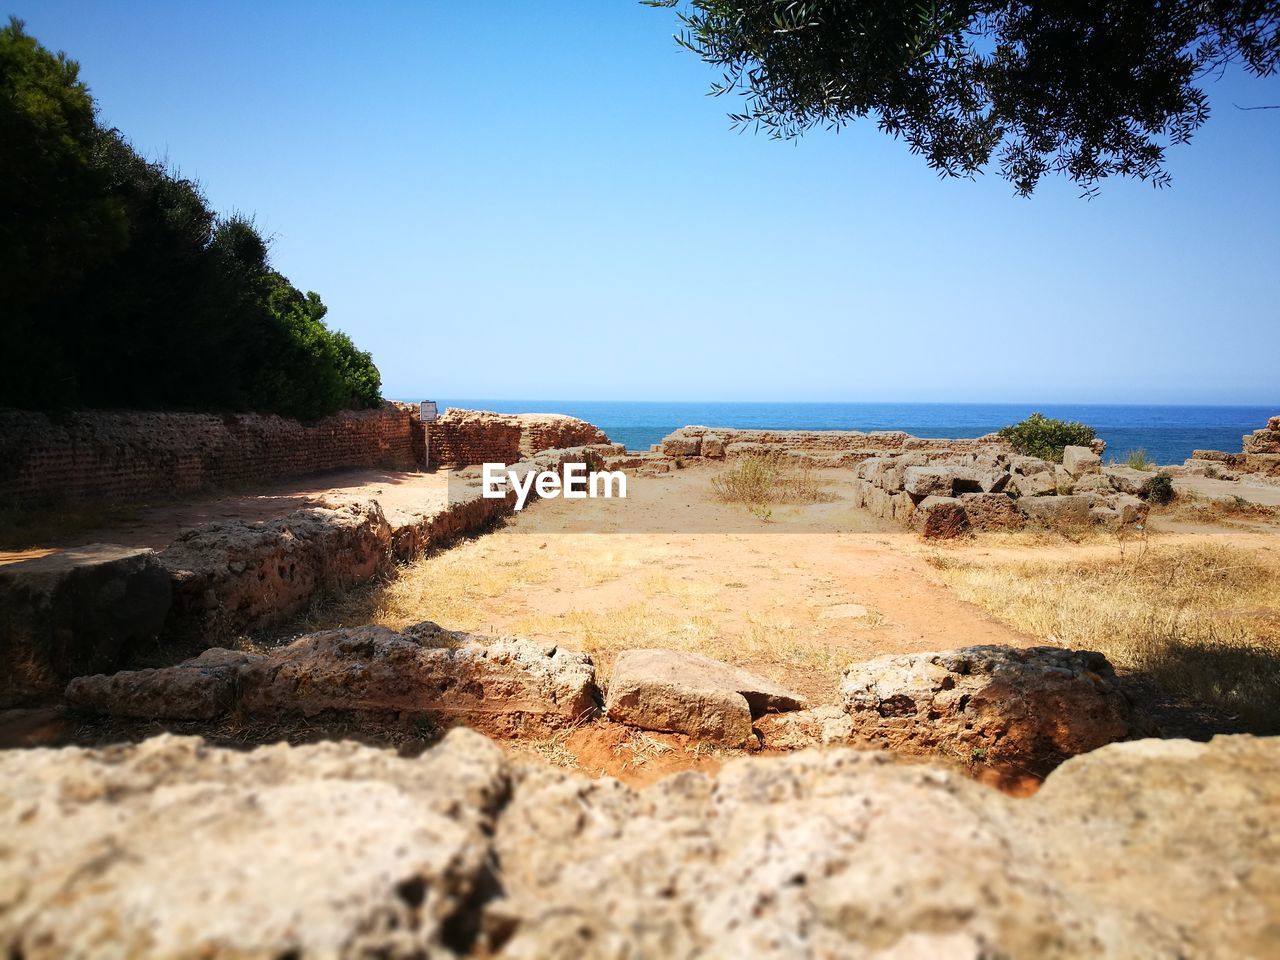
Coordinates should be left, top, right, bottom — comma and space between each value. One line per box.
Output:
912, 496, 969, 539
0, 545, 172, 706
1062, 446, 1102, 476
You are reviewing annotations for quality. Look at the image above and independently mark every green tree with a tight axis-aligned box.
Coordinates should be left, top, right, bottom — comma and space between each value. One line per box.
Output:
0, 20, 383, 419
647, 1, 1280, 195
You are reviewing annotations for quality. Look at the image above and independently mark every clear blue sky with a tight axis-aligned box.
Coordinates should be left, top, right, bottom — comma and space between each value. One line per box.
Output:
17, 1, 1280, 404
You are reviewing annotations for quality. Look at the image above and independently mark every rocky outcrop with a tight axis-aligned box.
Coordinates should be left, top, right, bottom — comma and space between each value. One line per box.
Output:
65, 624, 600, 736
839, 645, 1132, 767
604, 649, 805, 746
0, 729, 1275, 958
0, 545, 171, 706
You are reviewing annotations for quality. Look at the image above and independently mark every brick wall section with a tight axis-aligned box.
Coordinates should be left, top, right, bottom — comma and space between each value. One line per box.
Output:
428, 408, 611, 467
0, 404, 422, 509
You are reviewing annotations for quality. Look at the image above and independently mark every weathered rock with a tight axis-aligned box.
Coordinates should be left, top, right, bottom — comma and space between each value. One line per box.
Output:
1104, 466, 1147, 495
756, 704, 857, 750
65, 648, 264, 720
0, 729, 1276, 958
1243, 429, 1280, 454
701, 433, 725, 458
0, 728, 509, 958
1071, 472, 1114, 495
0, 545, 171, 706
1113, 494, 1150, 526
1017, 494, 1092, 527
902, 466, 956, 498
662, 432, 701, 457
912, 495, 970, 539
240, 625, 599, 736
1062, 445, 1102, 476
958, 492, 1024, 530
160, 499, 393, 643
839, 644, 1131, 766
1010, 470, 1057, 498
1010, 454, 1052, 476
605, 648, 804, 746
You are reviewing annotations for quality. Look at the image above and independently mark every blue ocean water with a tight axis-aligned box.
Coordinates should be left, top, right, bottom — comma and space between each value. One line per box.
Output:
429, 400, 1276, 466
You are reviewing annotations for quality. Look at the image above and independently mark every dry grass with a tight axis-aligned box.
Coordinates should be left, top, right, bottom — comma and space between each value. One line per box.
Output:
710, 455, 834, 514
936, 543, 1280, 732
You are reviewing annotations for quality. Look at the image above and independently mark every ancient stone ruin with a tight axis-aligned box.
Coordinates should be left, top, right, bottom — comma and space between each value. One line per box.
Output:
1184, 413, 1280, 479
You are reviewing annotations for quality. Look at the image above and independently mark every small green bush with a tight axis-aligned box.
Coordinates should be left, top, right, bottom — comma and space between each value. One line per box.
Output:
1140, 472, 1176, 505
998, 413, 1097, 463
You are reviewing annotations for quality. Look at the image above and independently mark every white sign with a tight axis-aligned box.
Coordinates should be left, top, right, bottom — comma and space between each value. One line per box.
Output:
420, 400, 439, 422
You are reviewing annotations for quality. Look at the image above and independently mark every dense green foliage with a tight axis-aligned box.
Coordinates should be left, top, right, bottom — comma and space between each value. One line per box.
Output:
0, 19, 381, 419
999, 412, 1097, 462
648, 0, 1280, 195
1140, 472, 1176, 504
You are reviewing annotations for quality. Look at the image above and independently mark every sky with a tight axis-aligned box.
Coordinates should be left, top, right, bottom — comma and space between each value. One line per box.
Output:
16, 1, 1280, 405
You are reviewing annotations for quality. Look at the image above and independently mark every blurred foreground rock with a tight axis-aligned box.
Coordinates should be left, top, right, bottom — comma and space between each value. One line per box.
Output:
0, 729, 1275, 958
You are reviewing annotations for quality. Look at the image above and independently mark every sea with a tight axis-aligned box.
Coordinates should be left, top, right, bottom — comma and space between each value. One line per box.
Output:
427, 400, 1276, 467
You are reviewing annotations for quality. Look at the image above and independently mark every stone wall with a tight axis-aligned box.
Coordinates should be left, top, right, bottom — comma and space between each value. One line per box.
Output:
660, 425, 1005, 465
428, 408, 610, 467
1186, 414, 1280, 478
852, 445, 1147, 538
0, 404, 423, 508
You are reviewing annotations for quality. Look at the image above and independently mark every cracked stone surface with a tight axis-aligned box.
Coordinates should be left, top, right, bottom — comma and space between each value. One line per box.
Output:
1, 729, 1275, 958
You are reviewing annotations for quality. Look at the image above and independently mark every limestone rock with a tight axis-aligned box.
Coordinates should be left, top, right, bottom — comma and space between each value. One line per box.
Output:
66, 648, 264, 721
1071, 472, 1114, 495
1011, 470, 1057, 498
1104, 466, 1147, 495
0, 729, 1276, 957
160, 499, 392, 643
839, 644, 1131, 767
0, 728, 508, 958
1010, 454, 1052, 476
605, 648, 804, 746
756, 704, 857, 749
912, 495, 970, 539
1062, 445, 1102, 476
0, 545, 171, 706
701, 433, 725, 458
958, 492, 1024, 530
1017, 494, 1092, 527
902, 466, 955, 498
661, 431, 701, 457
241, 625, 600, 736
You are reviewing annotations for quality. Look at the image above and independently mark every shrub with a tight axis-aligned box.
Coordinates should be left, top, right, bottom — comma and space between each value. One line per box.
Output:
711, 454, 829, 508
1140, 472, 1176, 505
998, 413, 1097, 463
